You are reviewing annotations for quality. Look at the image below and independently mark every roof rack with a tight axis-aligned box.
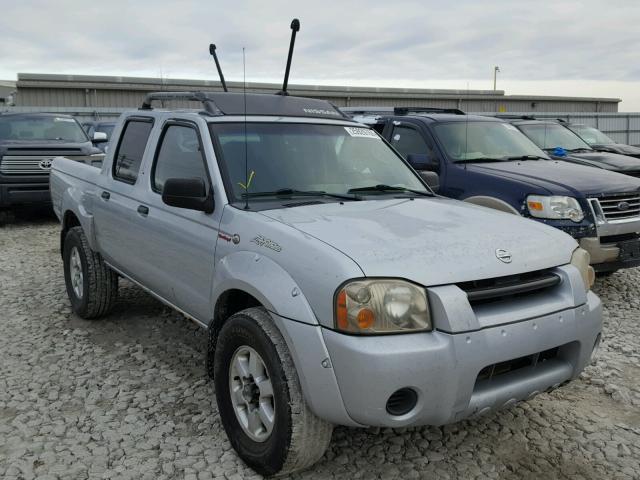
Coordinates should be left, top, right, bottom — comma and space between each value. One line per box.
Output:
140, 91, 223, 115
494, 114, 537, 120
393, 107, 465, 115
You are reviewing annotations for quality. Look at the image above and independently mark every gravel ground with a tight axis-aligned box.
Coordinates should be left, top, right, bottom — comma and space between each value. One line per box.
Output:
1, 209, 639, 480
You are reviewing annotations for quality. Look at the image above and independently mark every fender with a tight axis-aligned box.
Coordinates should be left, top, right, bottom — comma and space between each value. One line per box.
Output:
211, 250, 319, 326
463, 195, 520, 215
61, 185, 98, 251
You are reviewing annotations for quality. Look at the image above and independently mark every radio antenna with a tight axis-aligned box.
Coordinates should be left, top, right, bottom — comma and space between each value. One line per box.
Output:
243, 47, 250, 210
209, 44, 228, 92
464, 81, 469, 171
277, 18, 300, 95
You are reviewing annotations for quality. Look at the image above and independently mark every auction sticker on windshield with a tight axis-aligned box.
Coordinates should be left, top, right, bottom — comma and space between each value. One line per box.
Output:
344, 126, 380, 139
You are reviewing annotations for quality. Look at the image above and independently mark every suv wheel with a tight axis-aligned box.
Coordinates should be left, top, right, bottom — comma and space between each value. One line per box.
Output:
63, 226, 118, 319
214, 307, 333, 476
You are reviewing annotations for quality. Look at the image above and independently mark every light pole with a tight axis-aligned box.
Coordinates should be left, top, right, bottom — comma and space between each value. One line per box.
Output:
493, 66, 500, 91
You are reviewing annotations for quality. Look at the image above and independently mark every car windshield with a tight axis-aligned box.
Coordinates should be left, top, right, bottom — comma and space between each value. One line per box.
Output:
518, 123, 592, 151
433, 121, 547, 162
0, 116, 89, 142
209, 123, 428, 201
569, 125, 615, 145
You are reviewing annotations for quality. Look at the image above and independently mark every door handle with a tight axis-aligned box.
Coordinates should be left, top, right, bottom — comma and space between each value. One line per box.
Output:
101, 191, 110, 200
137, 205, 149, 216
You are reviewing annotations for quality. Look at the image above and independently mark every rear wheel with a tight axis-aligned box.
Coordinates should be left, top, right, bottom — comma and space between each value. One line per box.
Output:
63, 226, 118, 318
214, 307, 333, 476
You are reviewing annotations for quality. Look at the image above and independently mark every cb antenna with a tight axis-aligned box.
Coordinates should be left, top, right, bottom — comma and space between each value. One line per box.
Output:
242, 47, 250, 210
277, 18, 300, 95
209, 44, 228, 92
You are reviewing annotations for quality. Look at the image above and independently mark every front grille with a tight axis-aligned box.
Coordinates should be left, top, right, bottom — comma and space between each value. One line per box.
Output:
475, 346, 560, 384
0, 156, 53, 175
458, 269, 560, 305
592, 194, 640, 221
0, 153, 86, 175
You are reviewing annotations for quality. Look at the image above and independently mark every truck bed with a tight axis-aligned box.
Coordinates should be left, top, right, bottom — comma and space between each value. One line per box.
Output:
50, 156, 101, 222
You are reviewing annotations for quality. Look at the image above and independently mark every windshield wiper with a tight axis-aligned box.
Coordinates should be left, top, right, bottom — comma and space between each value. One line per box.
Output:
454, 157, 505, 163
504, 155, 548, 161
568, 148, 593, 153
347, 184, 432, 196
241, 188, 360, 201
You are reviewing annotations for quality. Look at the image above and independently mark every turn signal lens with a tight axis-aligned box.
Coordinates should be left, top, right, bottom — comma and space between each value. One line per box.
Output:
527, 201, 544, 211
336, 290, 348, 330
570, 247, 594, 290
357, 309, 375, 329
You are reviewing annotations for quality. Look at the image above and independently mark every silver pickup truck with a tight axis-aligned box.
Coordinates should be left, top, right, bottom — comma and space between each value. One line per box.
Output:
50, 91, 602, 476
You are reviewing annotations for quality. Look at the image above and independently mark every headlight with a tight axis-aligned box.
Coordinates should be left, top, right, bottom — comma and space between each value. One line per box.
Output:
335, 279, 431, 334
571, 247, 595, 290
527, 195, 584, 222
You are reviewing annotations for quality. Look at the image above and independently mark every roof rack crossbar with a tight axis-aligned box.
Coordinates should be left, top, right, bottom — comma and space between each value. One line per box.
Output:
393, 107, 465, 115
494, 114, 536, 120
140, 91, 223, 115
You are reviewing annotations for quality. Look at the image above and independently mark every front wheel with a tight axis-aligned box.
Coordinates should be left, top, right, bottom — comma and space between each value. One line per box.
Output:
214, 307, 333, 476
63, 226, 118, 319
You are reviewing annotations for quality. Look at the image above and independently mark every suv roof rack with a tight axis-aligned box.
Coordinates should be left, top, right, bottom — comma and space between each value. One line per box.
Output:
494, 114, 537, 120
342, 106, 465, 116
393, 107, 465, 115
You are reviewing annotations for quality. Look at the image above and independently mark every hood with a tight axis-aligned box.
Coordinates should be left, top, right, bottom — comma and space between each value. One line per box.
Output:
591, 143, 640, 158
260, 197, 577, 286
555, 150, 640, 172
0, 139, 95, 154
467, 159, 640, 196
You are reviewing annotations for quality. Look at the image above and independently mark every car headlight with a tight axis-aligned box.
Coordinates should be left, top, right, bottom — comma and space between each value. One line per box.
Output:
571, 247, 595, 290
335, 279, 431, 334
527, 195, 584, 222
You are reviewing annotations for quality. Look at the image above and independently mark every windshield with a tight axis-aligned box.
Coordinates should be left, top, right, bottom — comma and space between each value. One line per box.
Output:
0, 116, 89, 142
209, 123, 428, 201
434, 121, 547, 162
568, 125, 615, 145
518, 123, 591, 151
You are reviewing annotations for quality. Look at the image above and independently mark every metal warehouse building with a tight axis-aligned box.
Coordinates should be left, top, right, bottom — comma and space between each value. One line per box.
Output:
8, 73, 620, 115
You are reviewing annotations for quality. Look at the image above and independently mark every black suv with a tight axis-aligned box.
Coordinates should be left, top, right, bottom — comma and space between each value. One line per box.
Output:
502, 116, 640, 179
0, 113, 105, 210
561, 120, 640, 159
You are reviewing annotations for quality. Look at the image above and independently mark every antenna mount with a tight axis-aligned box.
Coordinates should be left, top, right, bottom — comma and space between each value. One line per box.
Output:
209, 43, 228, 92
277, 18, 301, 96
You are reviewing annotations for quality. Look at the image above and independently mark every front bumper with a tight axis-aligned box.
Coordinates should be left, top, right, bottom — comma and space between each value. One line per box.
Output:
0, 175, 50, 208
322, 291, 601, 428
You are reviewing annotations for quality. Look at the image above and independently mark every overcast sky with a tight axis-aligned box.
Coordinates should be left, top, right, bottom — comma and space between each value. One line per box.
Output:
2, 0, 640, 109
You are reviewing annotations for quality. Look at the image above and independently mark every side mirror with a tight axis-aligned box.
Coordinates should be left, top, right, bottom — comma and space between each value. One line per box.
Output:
419, 171, 439, 193
93, 131, 108, 143
407, 153, 438, 172
162, 177, 214, 213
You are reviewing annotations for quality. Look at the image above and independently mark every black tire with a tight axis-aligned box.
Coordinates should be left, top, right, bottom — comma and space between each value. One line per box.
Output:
63, 226, 118, 319
214, 307, 333, 476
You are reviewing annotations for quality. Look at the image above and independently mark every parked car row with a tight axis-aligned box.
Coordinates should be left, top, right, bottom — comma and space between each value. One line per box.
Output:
345, 107, 640, 275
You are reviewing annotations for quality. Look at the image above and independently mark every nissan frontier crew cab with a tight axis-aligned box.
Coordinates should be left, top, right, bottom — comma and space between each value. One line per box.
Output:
50, 92, 602, 476
344, 107, 640, 275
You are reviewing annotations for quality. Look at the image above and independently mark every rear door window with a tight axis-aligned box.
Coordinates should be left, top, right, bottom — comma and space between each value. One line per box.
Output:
390, 125, 430, 158
112, 119, 153, 184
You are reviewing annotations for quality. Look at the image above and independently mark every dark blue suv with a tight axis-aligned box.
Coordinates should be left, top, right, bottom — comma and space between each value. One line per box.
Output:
343, 107, 640, 274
